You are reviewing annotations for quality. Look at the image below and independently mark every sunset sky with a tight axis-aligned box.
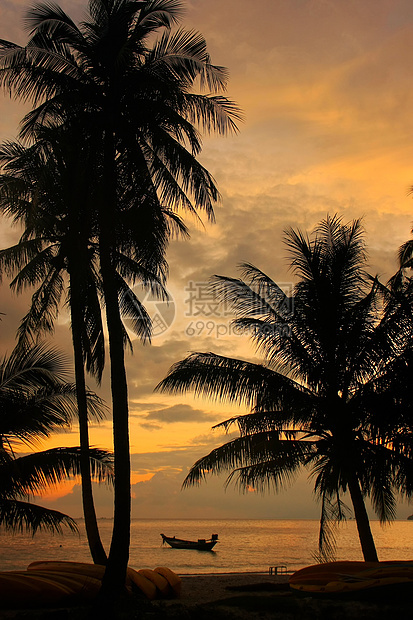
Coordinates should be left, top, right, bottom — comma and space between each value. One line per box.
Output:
1, 0, 413, 520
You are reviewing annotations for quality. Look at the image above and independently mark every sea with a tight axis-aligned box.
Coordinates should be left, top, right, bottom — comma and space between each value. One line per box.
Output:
0, 519, 412, 575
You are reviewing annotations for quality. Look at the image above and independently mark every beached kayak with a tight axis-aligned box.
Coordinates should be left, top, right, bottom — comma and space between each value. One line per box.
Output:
0, 561, 181, 608
289, 560, 413, 596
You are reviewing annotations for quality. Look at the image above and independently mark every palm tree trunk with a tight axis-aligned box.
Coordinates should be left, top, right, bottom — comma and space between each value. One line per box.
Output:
99, 111, 131, 601
70, 275, 107, 565
348, 475, 378, 562
99, 252, 131, 599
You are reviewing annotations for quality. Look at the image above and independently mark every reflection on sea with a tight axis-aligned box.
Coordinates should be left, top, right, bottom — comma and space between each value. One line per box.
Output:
0, 519, 412, 574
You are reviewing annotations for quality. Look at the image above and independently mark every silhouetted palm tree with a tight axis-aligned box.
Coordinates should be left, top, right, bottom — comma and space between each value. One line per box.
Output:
391, 220, 413, 290
0, 0, 240, 596
0, 130, 109, 563
158, 215, 413, 562
0, 343, 113, 534
0, 127, 164, 563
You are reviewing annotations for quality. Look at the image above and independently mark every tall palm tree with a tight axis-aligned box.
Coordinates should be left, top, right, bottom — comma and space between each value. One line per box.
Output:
0, 127, 165, 563
157, 215, 413, 562
0, 0, 240, 597
0, 342, 113, 534
0, 131, 109, 563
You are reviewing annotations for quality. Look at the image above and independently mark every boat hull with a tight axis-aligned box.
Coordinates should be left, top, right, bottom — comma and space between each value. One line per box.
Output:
161, 534, 218, 551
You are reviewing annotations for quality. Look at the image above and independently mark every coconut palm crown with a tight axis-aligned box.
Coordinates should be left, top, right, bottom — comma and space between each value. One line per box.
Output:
157, 215, 413, 562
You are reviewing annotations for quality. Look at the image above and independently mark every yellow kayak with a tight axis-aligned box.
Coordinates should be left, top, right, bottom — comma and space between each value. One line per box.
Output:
0, 570, 100, 608
0, 561, 182, 609
289, 560, 413, 596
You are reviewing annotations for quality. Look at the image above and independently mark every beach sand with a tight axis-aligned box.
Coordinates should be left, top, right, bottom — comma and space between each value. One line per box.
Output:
177, 571, 289, 604
149, 572, 411, 620
0, 571, 410, 619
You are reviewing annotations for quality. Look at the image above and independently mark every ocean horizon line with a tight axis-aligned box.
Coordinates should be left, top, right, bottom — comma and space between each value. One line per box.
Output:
70, 516, 412, 522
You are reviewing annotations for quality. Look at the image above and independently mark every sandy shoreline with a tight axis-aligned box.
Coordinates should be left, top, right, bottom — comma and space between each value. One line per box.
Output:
0, 570, 409, 619
147, 571, 410, 620
0, 572, 289, 619
175, 571, 290, 604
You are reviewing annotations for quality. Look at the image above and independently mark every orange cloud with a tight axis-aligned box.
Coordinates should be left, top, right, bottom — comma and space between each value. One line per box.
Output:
131, 472, 154, 486
34, 479, 78, 502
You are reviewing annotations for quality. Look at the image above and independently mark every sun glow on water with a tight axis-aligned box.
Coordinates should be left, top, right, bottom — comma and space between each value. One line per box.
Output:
0, 519, 411, 574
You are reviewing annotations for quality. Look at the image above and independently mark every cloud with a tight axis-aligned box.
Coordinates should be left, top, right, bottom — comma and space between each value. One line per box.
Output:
136, 404, 220, 428
3, 0, 413, 522
129, 469, 320, 520
129, 401, 167, 411
34, 480, 78, 502
37, 443, 411, 521
128, 427, 237, 479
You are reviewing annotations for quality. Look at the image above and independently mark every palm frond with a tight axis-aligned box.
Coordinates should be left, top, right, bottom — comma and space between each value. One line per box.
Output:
0, 343, 68, 389
131, 0, 184, 41
183, 434, 314, 489
0, 447, 113, 498
148, 28, 230, 94
117, 280, 153, 343
313, 493, 339, 563
157, 352, 315, 424
0, 498, 77, 534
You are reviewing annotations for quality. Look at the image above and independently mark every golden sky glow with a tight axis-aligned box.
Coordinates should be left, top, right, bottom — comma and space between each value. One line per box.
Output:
1, 0, 413, 519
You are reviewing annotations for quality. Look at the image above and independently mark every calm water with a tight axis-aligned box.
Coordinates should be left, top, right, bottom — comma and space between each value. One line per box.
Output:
0, 519, 412, 574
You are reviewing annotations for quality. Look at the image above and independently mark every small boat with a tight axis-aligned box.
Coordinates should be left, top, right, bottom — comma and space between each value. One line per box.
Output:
161, 533, 218, 551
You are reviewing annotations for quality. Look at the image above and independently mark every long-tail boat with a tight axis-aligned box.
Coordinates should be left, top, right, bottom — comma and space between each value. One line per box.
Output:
161, 533, 218, 551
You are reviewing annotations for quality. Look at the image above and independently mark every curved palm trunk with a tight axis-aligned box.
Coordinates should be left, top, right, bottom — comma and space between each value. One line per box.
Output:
348, 475, 379, 562
99, 115, 131, 602
70, 272, 107, 566
99, 252, 131, 599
